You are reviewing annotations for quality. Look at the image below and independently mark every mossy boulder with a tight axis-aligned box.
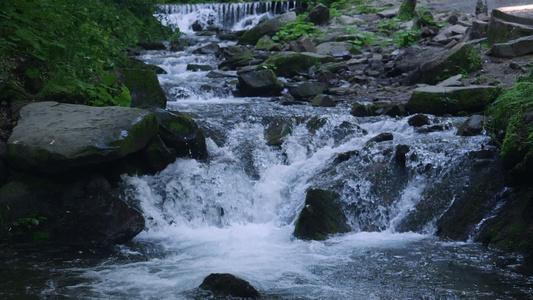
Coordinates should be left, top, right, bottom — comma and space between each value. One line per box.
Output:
293, 188, 350, 240
406, 86, 501, 115
116, 59, 167, 109
409, 43, 481, 85
398, 0, 417, 21
499, 112, 533, 185
255, 36, 281, 51
237, 69, 283, 97
488, 11, 533, 45
154, 109, 208, 160
6, 102, 159, 173
0, 173, 144, 247
218, 50, 257, 71
478, 186, 533, 254
258, 52, 336, 78
239, 12, 297, 45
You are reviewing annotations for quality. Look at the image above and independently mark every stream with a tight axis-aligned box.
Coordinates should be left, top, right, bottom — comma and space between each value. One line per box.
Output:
2, 1, 533, 299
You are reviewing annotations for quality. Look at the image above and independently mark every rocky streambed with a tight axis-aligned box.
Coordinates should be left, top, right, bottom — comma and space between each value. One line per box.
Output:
1, 0, 533, 299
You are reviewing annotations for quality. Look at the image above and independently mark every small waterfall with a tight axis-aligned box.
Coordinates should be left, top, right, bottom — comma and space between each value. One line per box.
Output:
156, 1, 303, 33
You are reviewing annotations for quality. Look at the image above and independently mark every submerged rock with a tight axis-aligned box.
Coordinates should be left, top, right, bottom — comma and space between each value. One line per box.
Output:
293, 188, 350, 240
199, 273, 260, 299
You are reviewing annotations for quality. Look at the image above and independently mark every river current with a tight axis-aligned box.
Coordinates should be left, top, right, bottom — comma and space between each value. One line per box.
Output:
2, 2, 533, 299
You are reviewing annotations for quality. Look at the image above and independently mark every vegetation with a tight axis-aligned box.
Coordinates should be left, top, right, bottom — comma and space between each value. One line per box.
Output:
0, 0, 172, 106
272, 13, 320, 41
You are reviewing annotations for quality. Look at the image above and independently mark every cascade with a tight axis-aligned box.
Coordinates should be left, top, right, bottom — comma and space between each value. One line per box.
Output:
156, 1, 302, 33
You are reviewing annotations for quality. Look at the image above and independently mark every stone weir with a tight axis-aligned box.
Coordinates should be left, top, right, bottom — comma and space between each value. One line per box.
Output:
156, 1, 305, 32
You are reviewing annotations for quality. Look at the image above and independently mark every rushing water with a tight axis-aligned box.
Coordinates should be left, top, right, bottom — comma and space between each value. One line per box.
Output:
2, 2, 533, 299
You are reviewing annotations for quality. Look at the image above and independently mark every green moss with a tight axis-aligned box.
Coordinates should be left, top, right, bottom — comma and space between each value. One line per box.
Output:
169, 116, 193, 136
109, 113, 159, 156
398, 0, 417, 21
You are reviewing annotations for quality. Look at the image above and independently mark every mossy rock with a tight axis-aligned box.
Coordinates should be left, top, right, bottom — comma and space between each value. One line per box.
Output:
406, 86, 501, 115
0, 173, 144, 247
500, 112, 533, 184
293, 188, 350, 240
117, 59, 167, 109
478, 186, 533, 254
0, 81, 31, 103
417, 43, 481, 85
6, 102, 159, 173
255, 37, 279, 51
487, 16, 533, 46
264, 117, 293, 147
258, 52, 336, 78
239, 12, 297, 45
398, 0, 417, 21
154, 109, 208, 160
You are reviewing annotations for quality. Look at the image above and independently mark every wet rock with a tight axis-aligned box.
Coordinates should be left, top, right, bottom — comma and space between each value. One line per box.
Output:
239, 12, 297, 45
200, 273, 260, 299
289, 82, 327, 101
264, 117, 292, 147
0, 174, 145, 247
406, 85, 501, 115
489, 36, 533, 58
416, 124, 446, 133
367, 132, 394, 144
351, 102, 374, 117
408, 114, 430, 127
219, 50, 257, 70
192, 42, 219, 55
136, 41, 166, 51
258, 52, 335, 78
293, 188, 350, 240
154, 109, 208, 160
456, 115, 485, 136
312, 94, 336, 107
186, 64, 214, 72
306, 3, 329, 26
6, 102, 159, 173
290, 35, 316, 52
395, 144, 411, 167
237, 69, 283, 97
192, 21, 202, 32
333, 150, 359, 164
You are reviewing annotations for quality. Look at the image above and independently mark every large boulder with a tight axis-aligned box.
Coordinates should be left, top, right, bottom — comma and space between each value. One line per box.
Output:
200, 273, 259, 299
258, 52, 336, 78
239, 12, 297, 45
456, 115, 485, 136
306, 3, 329, 26
218, 50, 258, 71
290, 35, 317, 52
488, 35, 533, 58
288, 82, 327, 101
293, 188, 350, 240
117, 59, 168, 109
154, 109, 208, 160
488, 8, 533, 45
407, 43, 482, 85
237, 69, 283, 97
406, 86, 501, 115
0, 174, 145, 247
6, 102, 159, 173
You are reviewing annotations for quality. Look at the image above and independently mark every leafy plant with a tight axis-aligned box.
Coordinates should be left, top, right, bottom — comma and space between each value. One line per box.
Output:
393, 29, 421, 47
378, 18, 401, 36
273, 13, 320, 41
12, 214, 47, 229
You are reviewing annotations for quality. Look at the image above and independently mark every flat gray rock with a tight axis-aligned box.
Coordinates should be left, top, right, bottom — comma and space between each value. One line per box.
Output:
7, 102, 159, 172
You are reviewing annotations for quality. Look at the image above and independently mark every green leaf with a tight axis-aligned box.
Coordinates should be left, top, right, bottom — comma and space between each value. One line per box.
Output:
25, 68, 40, 79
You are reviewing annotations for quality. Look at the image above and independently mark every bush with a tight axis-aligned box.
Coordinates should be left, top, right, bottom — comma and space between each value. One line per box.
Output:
0, 0, 171, 106
273, 13, 320, 41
